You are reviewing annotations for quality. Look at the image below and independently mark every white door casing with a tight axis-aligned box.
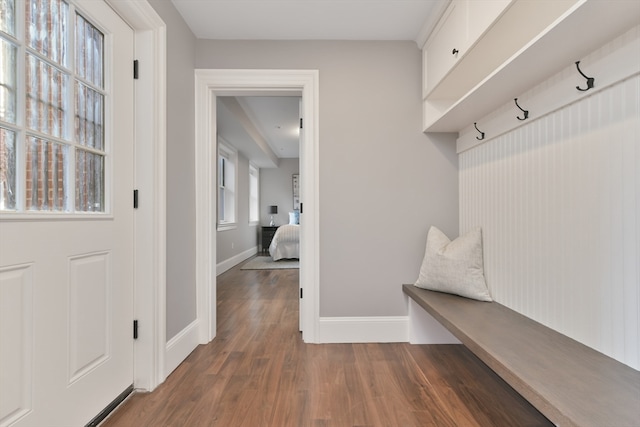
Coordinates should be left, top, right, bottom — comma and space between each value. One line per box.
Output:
104, 0, 167, 392
194, 69, 320, 344
0, 1, 135, 425
298, 97, 304, 332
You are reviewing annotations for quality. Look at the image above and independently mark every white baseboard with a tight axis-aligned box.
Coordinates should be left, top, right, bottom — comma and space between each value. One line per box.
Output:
317, 316, 409, 343
408, 299, 460, 344
216, 246, 257, 275
165, 320, 200, 377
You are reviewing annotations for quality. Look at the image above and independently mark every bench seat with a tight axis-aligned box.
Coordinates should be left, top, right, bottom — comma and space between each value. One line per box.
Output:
403, 284, 640, 427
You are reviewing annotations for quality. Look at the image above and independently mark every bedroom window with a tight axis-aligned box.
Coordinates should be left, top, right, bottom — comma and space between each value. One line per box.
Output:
217, 139, 236, 229
248, 163, 259, 225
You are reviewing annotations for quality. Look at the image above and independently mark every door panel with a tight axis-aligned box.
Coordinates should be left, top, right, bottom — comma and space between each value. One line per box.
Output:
0, 0, 134, 425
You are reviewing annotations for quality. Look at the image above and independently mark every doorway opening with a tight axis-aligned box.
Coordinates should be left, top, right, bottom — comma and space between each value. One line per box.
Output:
216, 94, 301, 327
194, 69, 320, 345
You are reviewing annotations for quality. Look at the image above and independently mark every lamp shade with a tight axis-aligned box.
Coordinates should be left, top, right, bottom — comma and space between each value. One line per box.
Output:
269, 205, 278, 214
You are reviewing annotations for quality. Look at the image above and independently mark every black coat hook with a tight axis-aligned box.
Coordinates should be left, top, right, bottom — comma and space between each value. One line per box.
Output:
474, 122, 485, 141
514, 98, 529, 120
575, 61, 594, 91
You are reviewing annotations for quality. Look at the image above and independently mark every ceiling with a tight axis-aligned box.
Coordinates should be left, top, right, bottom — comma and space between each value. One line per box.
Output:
217, 96, 301, 168
181, 0, 445, 167
171, 0, 443, 42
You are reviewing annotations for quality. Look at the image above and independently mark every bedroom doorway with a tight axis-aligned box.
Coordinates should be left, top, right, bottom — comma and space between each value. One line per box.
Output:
216, 94, 301, 325
195, 69, 319, 344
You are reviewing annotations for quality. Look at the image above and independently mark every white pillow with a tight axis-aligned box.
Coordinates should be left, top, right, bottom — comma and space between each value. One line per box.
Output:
415, 226, 492, 301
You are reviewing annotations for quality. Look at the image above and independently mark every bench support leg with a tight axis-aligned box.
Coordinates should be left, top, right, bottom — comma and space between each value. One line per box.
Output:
408, 298, 461, 345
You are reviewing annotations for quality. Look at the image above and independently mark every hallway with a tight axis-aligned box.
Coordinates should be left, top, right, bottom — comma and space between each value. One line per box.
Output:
101, 261, 551, 426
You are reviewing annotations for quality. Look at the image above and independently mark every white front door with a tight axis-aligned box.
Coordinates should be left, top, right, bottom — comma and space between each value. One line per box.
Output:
0, 0, 134, 425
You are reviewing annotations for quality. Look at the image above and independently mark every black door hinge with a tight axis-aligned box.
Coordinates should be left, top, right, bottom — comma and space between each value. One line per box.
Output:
300, 118, 303, 129
133, 320, 138, 339
300, 288, 303, 299
133, 60, 139, 79
133, 189, 139, 209
299, 202, 303, 214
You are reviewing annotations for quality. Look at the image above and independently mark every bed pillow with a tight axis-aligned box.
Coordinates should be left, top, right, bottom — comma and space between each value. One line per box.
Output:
289, 210, 300, 225
414, 226, 492, 301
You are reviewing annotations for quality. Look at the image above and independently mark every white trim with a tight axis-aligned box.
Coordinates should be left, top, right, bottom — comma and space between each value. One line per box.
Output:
318, 317, 409, 343
106, 0, 167, 392
216, 223, 237, 231
164, 320, 200, 376
216, 246, 258, 276
195, 69, 320, 344
407, 299, 460, 344
415, 0, 450, 48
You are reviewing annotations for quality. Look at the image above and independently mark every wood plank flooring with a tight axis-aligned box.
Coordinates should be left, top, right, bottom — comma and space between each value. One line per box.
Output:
101, 260, 553, 427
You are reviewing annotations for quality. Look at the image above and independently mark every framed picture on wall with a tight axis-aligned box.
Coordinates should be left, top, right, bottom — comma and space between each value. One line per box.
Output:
293, 174, 300, 210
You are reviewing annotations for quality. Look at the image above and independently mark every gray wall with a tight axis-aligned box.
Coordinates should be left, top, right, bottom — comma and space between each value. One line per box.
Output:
148, 0, 197, 340
142, 1, 461, 335
217, 157, 300, 261
196, 41, 459, 317
260, 158, 300, 227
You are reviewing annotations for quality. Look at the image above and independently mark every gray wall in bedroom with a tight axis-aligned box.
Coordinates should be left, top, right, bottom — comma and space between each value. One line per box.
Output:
147, 0, 197, 341
261, 158, 300, 228
216, 156, 300, 263
196, 40, 459, 317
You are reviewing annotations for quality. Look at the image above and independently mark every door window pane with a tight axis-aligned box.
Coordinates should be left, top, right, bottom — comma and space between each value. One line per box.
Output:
76, 13, 103, 88
0, 0, 16, 36
26, 135, 69, 211
0, 127, 16, 210
26, 0, 68, 66
75, 149, 103, 212
26, 54, 68, 138
75, 81, 103, 150
0, 38, 16, 123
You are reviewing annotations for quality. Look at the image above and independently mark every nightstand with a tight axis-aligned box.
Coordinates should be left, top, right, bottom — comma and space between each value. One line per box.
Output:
261, 226, 278, 253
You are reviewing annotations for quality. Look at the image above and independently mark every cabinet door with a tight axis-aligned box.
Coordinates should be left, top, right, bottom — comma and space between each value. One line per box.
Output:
467, 0, 511, 44
424, 0, 467, 95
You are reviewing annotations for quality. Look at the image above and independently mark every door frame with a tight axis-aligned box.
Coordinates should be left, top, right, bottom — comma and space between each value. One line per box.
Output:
106, 0, 167, 391
194, 69, 320, 343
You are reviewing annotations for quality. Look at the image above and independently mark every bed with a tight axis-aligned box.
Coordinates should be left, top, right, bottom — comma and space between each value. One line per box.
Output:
269, 224, 300, 260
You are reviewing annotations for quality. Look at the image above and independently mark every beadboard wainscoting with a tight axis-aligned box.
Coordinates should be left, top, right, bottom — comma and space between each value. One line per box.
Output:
459, 73, 639, 370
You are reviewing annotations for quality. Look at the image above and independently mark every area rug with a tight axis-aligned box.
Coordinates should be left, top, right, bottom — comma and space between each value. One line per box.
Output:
241, 256, 299, 270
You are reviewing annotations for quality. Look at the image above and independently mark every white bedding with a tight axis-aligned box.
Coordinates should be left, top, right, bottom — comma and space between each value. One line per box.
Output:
269, 224, 300, 260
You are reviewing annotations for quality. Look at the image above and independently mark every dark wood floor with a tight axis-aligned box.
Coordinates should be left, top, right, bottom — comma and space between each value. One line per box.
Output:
101, 260, 552, 427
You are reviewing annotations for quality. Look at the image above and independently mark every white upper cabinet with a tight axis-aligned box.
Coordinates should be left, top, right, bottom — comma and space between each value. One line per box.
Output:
423, 0, 511, 97
467, 0, 512, 43
421, 0, 640, 134
423, 1, 468, 96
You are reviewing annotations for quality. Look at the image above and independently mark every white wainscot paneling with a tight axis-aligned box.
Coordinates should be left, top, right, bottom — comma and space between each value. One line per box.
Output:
459, 74, 640, 370
0, 264, 34, 426
68, 252, 111, 384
